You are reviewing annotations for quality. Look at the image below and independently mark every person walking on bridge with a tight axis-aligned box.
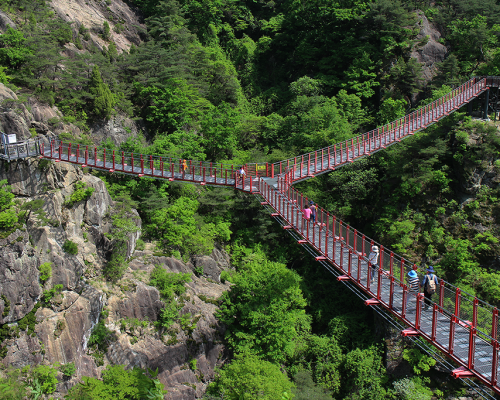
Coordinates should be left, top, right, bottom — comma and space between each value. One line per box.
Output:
238, 166, 246, 186
368, 245, 379, 283
422, 266, 438, 311
406, 270, 420, 311
309, 201, 317, 225
302, 204, 312, 229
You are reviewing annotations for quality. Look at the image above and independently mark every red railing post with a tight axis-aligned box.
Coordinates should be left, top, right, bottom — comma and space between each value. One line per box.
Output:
449, 288, 461, 355
439, 280, 445, 312
348, 248, 352, 275
468, 297, 478, 370
377, 265, 382, 300
415, 293, 423, 329
492, 308, 499, 386
140, 156, 144, 175
340, 241, 344, 271
402, 286, 408, 319
112, 150, 115, 170
431, 303, 438, 341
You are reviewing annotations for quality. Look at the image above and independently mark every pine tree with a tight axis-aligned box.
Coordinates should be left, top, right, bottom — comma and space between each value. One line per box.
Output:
89, 65, 115, 119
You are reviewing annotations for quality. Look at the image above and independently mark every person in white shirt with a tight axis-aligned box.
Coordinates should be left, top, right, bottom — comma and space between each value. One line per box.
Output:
368, 245, 379, 283
238, 166, 246, 184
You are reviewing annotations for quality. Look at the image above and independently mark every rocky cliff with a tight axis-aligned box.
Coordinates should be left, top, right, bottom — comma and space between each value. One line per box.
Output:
0, 158, 231, 399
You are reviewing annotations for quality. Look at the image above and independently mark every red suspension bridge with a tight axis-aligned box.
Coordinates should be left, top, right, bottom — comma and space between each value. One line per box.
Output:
2, 76, 500, 395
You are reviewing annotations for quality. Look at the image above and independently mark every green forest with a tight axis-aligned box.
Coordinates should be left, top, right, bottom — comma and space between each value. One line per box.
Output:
1, 0, 500, 398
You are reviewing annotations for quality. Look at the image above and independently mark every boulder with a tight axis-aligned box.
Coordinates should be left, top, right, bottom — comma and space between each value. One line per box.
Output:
0, 11, 16, 32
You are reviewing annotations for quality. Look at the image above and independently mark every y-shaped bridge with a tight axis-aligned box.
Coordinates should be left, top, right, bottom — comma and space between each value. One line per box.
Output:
2, 76, 500, 394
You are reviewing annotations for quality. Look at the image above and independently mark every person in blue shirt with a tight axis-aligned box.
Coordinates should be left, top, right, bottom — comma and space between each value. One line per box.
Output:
406, 270, 420, 311
421, 266, 438, 311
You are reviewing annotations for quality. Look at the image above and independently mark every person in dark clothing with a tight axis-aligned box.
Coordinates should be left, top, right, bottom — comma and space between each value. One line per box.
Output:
421, 266, 438, 311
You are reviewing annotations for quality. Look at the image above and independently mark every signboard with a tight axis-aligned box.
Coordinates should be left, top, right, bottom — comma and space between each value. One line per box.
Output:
6, 134, 16, 144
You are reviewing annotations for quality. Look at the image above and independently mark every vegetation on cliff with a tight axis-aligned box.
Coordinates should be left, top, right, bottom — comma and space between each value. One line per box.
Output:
1, 0, 500, 398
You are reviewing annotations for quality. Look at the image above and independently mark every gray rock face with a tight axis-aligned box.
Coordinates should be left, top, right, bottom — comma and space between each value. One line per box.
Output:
91, 114, 145, 147
109, 282, 163, 323
0, 229, 41, 323
192, 256, 221, 283
411, 12, 447, 82
49, 0, 145, 53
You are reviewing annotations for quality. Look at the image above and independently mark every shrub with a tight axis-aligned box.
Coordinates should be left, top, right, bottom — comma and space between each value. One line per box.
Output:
65, 181, 95, 207
39, 262, 52, 284
1, 294, 10, 317
42, 284, 63, 303
194, 266, 204, 276
33, 365, 58, 394
62, 240, 78, 255
135, 238, 145, 251
149, 266, 191, 299
88, 313, 115, 354
59, 362, 76, 378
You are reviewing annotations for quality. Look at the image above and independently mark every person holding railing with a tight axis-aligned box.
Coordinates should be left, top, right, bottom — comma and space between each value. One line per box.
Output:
406, 270, 420, 311
368, 245, 379, 283
421, 266, 438, 311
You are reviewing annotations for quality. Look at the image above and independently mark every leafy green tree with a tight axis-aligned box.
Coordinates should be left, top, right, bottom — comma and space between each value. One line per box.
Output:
205, 353, 295, 400
32, 365, 58, 395
447, 15, 499, 75
292, 371, 333, 400
148, 196, 230, 257
65, 365, 167, 399
217, 257, 309, 364
0, 369, 28, 400
339, 347, 387, 399
135, 80, 211, 135
0, 180, 17, 230
0, 26, 32, 69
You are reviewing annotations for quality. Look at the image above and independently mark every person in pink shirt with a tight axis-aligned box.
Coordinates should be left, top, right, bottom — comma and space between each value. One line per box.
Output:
302, 204, 312, 224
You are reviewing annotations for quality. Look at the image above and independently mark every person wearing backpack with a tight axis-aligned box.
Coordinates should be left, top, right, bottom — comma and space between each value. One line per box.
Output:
421, 266, 438, 311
